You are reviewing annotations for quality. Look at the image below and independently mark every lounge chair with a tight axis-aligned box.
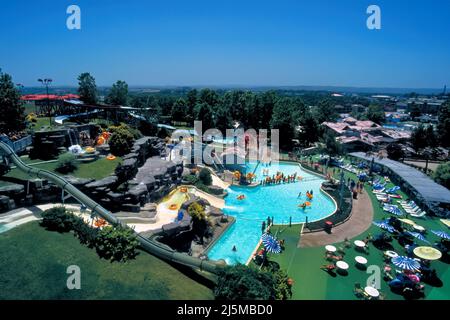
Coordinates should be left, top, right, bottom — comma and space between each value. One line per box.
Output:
410, 211, 427, 218
404, 207, 421, 214
353, 283, 369, 299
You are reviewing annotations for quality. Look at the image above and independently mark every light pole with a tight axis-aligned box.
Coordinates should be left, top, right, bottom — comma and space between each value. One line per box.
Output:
38, 78, 53, 126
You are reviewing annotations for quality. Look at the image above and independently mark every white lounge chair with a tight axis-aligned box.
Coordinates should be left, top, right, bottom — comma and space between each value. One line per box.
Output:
404, 207, 421, 214
410, 211, 427, 218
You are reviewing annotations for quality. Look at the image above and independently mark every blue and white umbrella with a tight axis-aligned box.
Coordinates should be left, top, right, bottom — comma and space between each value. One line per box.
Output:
406, 231, 430, 244
372, 220, 395, 233
387, 186, 400, 194
261, 233, 282, 254
387, 206, 403, 216
392, 256, 421, 271
431, 230, 450, 240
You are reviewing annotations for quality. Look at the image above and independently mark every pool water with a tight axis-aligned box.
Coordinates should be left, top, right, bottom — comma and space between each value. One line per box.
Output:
0, 224, 11, 234
207, 161, 337, 265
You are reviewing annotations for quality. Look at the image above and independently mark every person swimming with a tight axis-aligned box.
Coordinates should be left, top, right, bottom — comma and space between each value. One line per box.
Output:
297, 191, 302, 198
232, 245, 237, 252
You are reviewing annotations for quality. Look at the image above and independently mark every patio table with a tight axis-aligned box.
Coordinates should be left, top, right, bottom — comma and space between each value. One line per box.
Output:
354, 240, 366, 248
355, 256, 368, 265
325, 245, 337, 253
385, 250, 398, 258
336, 261, 349, 271
364, 286, 380, 298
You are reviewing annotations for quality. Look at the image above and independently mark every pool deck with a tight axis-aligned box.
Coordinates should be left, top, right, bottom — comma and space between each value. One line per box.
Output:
299, 189, 373, 247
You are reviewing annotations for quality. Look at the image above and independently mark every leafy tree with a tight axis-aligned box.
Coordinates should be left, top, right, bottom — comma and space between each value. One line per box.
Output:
171, 98, 188, 122
107, 80, 128, 105
109, 126, 135, 156
273, 269, 293, 300
260, 90, 277, 130
296, 106, 320, 147
366, 104, 385, 124
187, 201, 209, 244
433, 162, 450, 189
437, 101, 450, 147
270, 98, 300, 150
0, 69, 25, 132
194, 102, 214, 131
214, 264, 277, 300
409, 102, 421, 119
95, 225, 139, 262
198, 167, 212, 186
77, 72, 98, 104
199, 88, 219, 106
186, 89, 198, 122
386, 143, 404, 160
56, 153, 79, 174
321, 131, 342, 160
410, 124, 436, 151
313, 99, 338, 123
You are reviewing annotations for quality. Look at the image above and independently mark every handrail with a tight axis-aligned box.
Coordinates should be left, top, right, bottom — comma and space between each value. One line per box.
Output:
0, 141, 222, 274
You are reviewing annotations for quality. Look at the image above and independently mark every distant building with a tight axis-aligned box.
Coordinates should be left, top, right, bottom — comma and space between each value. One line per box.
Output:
322, 117, 411, 152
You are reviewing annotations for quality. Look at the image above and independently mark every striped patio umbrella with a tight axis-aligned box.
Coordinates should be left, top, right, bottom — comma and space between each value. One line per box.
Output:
406, 231, 430, 244
261, 233, 282, 254
431, 230, 450, 240
392, 256, 421, 271
388, 206, 403, 216
372, 220, 395, 233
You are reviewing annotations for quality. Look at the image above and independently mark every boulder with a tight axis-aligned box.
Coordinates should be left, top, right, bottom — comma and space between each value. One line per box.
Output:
85, 175, 118, 189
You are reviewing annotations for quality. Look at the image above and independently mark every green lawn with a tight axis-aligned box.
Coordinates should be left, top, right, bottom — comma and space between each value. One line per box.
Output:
0, 222, 213, 300
30, 117, 61, 132
4, 154, 122, 181
265, 160, 450, 300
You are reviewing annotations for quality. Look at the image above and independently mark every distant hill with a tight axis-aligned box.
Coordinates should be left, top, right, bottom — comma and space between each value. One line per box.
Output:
20, 84, 445, 96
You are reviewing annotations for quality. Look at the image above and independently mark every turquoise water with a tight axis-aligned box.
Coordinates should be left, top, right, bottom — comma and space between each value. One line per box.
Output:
0, 224, 11, 234
207, 161, 337, 264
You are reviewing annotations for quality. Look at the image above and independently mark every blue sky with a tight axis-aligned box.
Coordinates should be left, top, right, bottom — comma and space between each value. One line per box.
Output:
0, 0, 449, 88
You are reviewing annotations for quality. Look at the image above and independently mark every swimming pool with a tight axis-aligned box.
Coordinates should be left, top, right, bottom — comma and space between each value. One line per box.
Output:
0, 224, 11, 234
207, 161, 337, 265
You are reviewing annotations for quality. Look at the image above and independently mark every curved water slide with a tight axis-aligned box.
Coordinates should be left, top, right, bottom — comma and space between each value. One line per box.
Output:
0, 141, 222, 274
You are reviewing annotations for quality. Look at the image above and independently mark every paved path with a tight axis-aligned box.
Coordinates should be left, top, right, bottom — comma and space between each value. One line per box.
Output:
299, 190, 374, 248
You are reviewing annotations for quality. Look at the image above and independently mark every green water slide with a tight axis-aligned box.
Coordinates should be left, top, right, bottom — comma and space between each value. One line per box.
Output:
0, 141, 222, 274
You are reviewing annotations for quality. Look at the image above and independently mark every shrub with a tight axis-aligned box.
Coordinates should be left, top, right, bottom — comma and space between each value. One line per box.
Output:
214, 264, 277, 300
56, 153, 78, 174
72, 217, 98, 247
40, 206, 75, 232
434, 162, 450, 189
183, 174, 199, 185
109, 127, 135, 156
198, 168, 212, 186
187, 201, 209, 244
95, 225, 139, 262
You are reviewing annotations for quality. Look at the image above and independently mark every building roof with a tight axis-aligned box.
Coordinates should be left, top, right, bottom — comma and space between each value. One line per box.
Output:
350, 152, 450, 204
380, 129, 411, 140
21, 94, 80, 101
322, 122, 349, 134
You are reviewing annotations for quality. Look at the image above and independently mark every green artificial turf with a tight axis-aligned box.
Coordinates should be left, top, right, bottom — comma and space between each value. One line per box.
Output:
265, 159, 450, 300
0, 222, 213, 300
4, 155, 121, 181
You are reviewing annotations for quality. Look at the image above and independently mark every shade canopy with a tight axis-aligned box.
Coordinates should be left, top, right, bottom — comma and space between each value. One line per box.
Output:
392, 256, 421, 271
413, 246, 442, 261
261, 233, 281, 254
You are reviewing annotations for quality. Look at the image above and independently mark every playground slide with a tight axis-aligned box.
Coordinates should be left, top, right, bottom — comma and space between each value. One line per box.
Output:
0, 141, 221, 274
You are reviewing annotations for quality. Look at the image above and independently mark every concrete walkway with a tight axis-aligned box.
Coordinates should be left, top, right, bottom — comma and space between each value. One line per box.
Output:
299, 190, 374, 248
